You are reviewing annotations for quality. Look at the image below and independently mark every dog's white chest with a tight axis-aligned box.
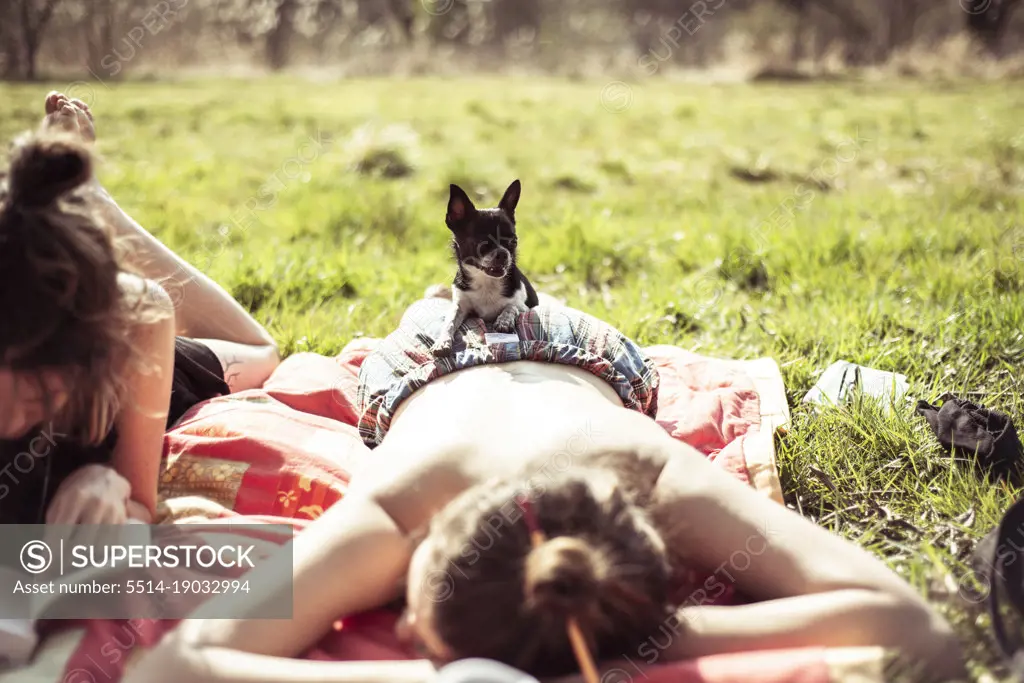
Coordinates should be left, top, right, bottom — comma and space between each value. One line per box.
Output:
460, 269, 527, 321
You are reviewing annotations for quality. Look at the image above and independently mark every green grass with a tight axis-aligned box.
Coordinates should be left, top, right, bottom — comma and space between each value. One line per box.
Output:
1, 76, 1023, 680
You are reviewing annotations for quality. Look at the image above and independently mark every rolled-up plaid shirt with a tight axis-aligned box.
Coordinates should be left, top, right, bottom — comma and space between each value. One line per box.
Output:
357, 297, 660, 447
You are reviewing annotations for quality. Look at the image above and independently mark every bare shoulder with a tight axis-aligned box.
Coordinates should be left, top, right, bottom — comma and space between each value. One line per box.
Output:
526, 407, 680, 505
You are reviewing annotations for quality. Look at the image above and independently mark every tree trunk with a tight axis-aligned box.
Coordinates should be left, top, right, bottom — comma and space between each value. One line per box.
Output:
788, 0, 808, 63
0, 3, 23, 78
389, 0, 414, 42
265, 0, 298, 70
12, 0, 62, 81
807, 0, 875, 64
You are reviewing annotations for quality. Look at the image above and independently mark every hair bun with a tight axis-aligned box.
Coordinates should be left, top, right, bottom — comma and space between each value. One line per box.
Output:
6, 133, 93, 209
524, 536, 603, 619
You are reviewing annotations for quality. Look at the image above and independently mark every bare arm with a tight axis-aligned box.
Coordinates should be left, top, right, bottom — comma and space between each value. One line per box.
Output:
110, 277, 177, 519
666, 589, 957, 666
639, 438, 964, 677
546, 591, 960, 683
127, 493, 417, 683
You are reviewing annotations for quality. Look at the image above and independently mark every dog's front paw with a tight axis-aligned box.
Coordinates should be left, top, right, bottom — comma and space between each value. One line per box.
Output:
493, 310, 518, 333
431, 337, 454, 357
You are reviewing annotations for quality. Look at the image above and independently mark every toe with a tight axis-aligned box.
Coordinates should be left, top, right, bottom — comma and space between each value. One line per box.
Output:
74, 109, 95, 140
56, 105, 80, 131
71, 99, 94, 120
45, 91, 63, 114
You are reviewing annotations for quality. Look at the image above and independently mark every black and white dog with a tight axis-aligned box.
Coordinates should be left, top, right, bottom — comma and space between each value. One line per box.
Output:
431, 180, 539, 357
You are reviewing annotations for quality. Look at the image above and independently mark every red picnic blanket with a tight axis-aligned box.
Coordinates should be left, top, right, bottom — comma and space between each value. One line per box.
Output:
33, 342, 863, 683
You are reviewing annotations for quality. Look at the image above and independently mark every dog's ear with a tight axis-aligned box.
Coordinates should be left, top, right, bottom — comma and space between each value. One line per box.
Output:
498, 179, 521, 219
447, 184, 476, 227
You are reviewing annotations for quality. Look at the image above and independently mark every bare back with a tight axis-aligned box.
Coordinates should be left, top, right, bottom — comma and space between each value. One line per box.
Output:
358, 361, 674, 536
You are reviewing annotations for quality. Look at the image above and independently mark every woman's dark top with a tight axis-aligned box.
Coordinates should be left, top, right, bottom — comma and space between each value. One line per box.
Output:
0, 338, 229, 524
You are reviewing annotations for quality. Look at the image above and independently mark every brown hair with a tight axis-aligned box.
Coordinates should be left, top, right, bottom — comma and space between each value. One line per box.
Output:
0, 132, 162, 443
420, 467, 675, 678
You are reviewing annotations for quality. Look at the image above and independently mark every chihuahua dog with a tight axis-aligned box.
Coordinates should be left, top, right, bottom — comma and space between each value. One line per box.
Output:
431, 179, 539, 357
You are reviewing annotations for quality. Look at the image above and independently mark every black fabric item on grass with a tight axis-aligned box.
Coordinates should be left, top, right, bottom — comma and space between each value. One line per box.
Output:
915, 393, 1024, 483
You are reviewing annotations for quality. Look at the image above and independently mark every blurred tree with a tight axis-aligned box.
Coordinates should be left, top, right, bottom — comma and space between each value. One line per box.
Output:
2, 0, 63, 80
884, 0, 925, 55
210, 0, 301, 69
266, 0, 298, 69
350, 0, 414, 43
80, 0, 119, 75
965, 0, 1021, 55
0, 4, 18, 77
785, 0, 810, 62
424, 0, 473, 45
6, 0, 1022, 79
803, 0, 873, 63
490, 0, 542, 47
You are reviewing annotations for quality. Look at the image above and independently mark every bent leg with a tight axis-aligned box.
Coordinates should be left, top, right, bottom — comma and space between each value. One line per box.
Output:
41, 92, 280, 389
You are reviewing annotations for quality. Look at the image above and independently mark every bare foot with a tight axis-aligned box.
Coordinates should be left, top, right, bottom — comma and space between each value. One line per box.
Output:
41, 91, 96, 143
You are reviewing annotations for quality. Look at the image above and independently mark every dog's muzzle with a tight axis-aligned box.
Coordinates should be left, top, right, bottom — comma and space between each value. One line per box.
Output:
481, 248, 511, 277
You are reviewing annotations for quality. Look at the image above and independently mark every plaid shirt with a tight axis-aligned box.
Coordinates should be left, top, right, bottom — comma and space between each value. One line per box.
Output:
357, 298, 660, 447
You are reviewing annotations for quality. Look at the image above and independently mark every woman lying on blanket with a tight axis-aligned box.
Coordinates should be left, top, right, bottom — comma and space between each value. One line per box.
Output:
132, 291, 967, 681
0, 93, 279, 526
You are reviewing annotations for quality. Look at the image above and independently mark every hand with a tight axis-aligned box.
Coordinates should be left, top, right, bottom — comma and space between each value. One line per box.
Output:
45, 464, 131, 525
